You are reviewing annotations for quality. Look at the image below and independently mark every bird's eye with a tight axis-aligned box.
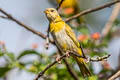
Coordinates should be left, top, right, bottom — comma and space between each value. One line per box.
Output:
51, 10, 54, 12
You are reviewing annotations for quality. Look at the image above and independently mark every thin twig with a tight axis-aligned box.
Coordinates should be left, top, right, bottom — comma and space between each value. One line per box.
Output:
34, 53, 110, 80
56, 0, 65, 10
45, 24, 50, 49
89, 54, 111, 62
108, 70, 120, 80
65, 0, 120, 22
0, 15, 9, 19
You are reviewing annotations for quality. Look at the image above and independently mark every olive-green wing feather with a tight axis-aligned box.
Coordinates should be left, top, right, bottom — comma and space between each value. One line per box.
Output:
65, 24, 80, 47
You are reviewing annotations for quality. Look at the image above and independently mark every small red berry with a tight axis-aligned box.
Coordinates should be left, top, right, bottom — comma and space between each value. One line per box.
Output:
91, 32, 100, 40
77, 35, 88, 41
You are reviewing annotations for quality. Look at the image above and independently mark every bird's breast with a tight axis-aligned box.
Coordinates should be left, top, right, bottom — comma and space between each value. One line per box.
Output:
52, 28, 76, 52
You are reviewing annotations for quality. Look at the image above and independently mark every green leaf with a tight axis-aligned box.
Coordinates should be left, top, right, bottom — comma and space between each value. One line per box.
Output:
17, 50, 41, 60
0, 67, 11, 77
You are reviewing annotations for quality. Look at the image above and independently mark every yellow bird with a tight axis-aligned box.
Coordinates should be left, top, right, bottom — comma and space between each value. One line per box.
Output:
44, 8, 91, 77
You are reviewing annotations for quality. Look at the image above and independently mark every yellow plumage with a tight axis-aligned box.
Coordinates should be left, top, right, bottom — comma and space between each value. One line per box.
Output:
44, 8, 91, 77
56, 0, 77, 8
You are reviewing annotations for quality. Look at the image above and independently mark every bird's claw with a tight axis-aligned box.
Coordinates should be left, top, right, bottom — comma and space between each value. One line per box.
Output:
56, 56, 61, 64
66, 51, 70, 57
84, 57, 90, 63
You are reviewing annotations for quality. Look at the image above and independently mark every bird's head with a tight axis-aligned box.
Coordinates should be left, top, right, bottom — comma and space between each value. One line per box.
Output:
44, 8, 61, 22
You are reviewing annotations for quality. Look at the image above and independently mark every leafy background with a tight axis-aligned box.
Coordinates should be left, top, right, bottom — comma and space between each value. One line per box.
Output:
0, 0, 120, 80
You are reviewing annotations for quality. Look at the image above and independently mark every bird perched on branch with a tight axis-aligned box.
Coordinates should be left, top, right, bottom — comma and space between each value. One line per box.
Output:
44, 8, 91, 77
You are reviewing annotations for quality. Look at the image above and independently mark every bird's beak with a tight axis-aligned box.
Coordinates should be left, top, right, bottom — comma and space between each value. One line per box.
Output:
44, 10, 49, 14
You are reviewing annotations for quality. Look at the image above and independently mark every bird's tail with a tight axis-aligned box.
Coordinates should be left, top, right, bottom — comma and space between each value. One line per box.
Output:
75, 57, 91, 77
74, 48, 91, 77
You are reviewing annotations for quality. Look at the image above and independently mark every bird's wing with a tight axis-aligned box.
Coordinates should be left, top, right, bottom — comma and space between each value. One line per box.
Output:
65, 24, 80, 47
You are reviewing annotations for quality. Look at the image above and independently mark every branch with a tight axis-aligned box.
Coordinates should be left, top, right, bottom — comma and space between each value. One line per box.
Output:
88, 54, 111, 62
34, 54, 67, 80
56, 0, 65, 10
35, 53, 110, 80
65, 0, 120, 22
0, 8, 54, 44
0, 15, 9, 19
108, 70, 120, 80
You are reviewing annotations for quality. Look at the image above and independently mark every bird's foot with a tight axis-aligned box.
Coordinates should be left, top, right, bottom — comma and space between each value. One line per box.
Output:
56, 56, 61, 64
66, 51, 70, 58
84, 57, 90, 63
